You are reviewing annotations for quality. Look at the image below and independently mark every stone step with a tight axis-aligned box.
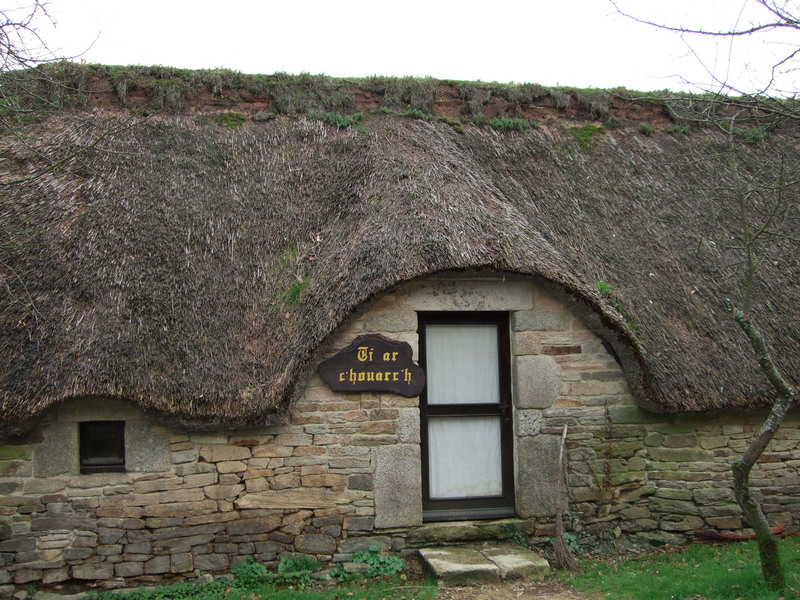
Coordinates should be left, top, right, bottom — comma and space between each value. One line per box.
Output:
418, 545, 550, 586
407, 518, 536, 547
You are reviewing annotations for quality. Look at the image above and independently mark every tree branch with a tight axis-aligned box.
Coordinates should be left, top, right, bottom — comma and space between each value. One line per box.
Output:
611, 0, 800, 38
0, 115, 146, 187
733, 308, 796, 405
729, 307, 795, 589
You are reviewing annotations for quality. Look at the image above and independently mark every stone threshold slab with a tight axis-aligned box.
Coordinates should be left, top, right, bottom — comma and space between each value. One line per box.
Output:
418, 545, 550, 586
407, 518, 536, 547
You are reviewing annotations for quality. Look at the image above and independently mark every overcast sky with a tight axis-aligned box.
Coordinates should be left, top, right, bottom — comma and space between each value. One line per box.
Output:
25, 0, 800, 93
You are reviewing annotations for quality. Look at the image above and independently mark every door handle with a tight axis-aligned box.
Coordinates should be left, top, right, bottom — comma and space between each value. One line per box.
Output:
500, 401, 512, 424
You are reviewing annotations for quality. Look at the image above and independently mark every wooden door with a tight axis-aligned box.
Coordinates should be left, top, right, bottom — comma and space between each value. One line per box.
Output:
419, 312, 514, 521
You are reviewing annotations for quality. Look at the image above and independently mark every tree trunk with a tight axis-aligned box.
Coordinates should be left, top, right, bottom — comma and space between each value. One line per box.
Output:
732, 308, 795, 590
732, 448, 784, 588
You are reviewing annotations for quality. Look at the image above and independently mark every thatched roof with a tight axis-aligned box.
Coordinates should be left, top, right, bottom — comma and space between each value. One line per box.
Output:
1, 66, 798, 436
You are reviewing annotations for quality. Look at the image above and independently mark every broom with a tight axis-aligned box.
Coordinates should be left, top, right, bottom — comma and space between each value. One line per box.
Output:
552, 423, 580, 571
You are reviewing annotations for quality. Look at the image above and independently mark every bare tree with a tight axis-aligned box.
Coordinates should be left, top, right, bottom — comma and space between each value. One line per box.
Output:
720, 116, 797, 589
1, 1, 56, 70
612, 0, 800, 590
0, 3, 141, 189
0, 1, 62, 120
610, 0, 800, 98
0, 1, 134, 307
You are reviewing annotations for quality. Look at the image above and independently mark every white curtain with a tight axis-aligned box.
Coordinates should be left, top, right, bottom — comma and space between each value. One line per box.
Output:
425, 323, 502, 499
428, 416, 502, 498
425, 324, 499, 405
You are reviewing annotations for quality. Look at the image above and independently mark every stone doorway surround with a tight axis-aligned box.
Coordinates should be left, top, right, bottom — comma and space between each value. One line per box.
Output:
367, 273, 591, 528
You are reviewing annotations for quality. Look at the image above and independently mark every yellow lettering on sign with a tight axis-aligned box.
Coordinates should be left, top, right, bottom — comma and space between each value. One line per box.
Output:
336, 365, 414, 388
357, 346, 374, 362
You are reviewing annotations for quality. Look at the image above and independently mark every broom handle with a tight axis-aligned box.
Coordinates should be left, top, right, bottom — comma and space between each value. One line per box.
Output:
557, 423, 568, 510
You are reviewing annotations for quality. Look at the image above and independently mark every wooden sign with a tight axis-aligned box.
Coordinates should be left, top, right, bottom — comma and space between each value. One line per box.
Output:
319, 334, 425, 397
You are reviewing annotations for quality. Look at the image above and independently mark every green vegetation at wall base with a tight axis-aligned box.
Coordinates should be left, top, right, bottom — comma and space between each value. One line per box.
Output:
564, 537, 800, 600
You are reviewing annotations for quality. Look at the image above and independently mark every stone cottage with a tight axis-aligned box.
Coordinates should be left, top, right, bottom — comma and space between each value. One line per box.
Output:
0, 66, 798, 589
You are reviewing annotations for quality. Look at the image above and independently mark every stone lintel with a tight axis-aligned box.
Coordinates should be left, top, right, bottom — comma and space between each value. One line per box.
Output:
234, 490, 340, 509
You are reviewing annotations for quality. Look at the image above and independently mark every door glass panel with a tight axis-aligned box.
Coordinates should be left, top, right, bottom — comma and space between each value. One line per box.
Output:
428, 416, 503, 498
425, 324, 499, 405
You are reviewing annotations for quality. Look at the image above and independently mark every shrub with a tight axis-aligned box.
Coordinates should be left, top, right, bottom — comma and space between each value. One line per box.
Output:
464, 113, 487, 125
352, 545, 406, 577
231, 557, 269, 588
332, 546, 406, 582
488, 117, 532, 132
665, 123, 690, 135
230, 556, 319, 590
150, 79, 187, 110
309, 111, 362, 128
637, 122, 654, 135
216, 112, 245, 127
401, 109, 433, 121
574, 88, 612, 118
278, 556, 320, 574
437, 116, 464, 132
734, 127, 766, 144
549, 88, 572, 110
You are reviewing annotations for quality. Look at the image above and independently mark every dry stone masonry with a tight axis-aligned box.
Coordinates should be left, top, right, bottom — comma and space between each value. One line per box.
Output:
1, 274, 798, 591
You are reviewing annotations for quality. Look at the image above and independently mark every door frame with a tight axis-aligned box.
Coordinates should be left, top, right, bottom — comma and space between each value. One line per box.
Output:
418, 311, 515, 521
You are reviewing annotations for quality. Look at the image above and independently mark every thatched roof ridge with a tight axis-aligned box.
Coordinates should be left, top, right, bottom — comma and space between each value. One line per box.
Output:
1, 73, 798, 436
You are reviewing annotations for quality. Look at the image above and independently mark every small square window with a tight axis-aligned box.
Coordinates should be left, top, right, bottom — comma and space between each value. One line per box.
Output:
79, 421, 125, 474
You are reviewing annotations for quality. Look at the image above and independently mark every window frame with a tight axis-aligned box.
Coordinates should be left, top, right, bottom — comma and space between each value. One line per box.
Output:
79, 420, 126, 474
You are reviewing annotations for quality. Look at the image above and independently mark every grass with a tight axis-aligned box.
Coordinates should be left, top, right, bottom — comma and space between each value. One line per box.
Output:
85, 551, 437, 600
401, 108, 434, 121
285, 278, 310, 305
734, 127, 767, 144
563, 537, 800, 600
74, 539, 800, 600
216, 112, 245, 127
488, 117, 533, 132
308, 110, 362, 128
596, 279, 619, 309
570, 124, 604, 152
2, 62, 719, 125
665, 123, 690, 136
85, 577, 437, 600
637, 122, 655, 135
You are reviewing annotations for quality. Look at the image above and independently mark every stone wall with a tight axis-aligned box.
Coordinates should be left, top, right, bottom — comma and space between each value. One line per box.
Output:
0, 396, 396, 589
560, 407, 800, 546
1, 273, 798, 590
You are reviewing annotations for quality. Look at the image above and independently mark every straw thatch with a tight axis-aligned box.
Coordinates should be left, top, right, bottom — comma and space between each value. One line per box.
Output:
1, 72, 798, 436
